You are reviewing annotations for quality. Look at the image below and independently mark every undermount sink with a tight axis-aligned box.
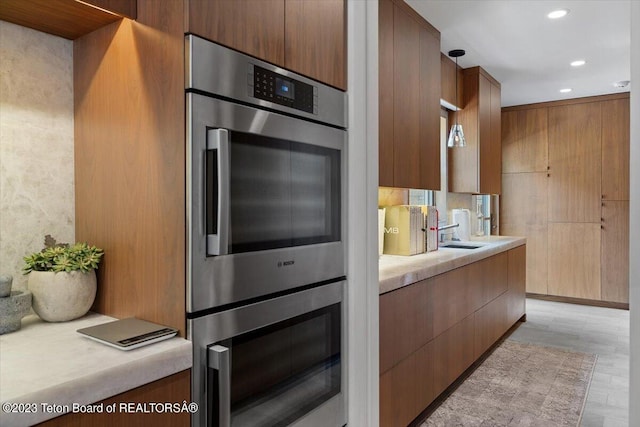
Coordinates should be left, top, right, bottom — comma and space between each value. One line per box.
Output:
440, 242, 486, 250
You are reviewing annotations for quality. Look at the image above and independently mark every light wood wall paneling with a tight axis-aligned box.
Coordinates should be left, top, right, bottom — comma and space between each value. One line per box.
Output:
601, 98, 630, 201
187, 0, 285, 66
547, 102, 602, 223
74, 0, 186, 335
601, 200, 630, 303
547, 222, 601, 300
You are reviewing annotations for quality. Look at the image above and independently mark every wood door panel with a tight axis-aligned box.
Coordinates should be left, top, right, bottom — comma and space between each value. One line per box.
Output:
507, 245, 526, 325
601, 99, 630, 201
502, 108, 548, 173
488, 81, 502, 194
478, 75, 492, 193
285, 0, 346, 89
501, 172, 547, 227
392, 4, 421, 188
378, 0, 394, 186
433, 315, 475, 396
501, 223, 547, 295
379, 279, 432, 374
431, 266, 473, 338
414, 342, 435, 415
379, 354, 417, 427
548, 103, 602, 223
547, 223, 601, 300
601, 201, 629, 303
474, 292, 509, 359
419, 26, 441, 190
440, 53, 457, 107
188, 0, 285, 66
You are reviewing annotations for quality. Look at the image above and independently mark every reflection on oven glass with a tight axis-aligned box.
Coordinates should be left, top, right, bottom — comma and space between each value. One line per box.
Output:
224, 304, 341, 426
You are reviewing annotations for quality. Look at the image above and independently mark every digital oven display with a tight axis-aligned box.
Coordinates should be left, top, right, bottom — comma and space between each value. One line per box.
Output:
275, 77, 295, 99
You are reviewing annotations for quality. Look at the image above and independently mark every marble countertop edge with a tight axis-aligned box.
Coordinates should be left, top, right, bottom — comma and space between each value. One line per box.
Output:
379, 236, 526, 294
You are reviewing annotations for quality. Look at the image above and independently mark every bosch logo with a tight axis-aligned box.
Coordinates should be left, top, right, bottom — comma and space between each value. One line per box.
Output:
277, 260, 295, 268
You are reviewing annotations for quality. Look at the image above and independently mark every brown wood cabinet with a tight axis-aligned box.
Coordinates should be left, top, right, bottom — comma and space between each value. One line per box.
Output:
38, 370, 191, 427
0, 0, 136, 40
548, 102, 602, 223
601, 200, 630, 303
379, 0, 441, 190
501, 108, 548, 173
601, 99, 630, 201
440, 53, 463, 108
449, 67, 502, 194
379, 246, 525, 426
501, 94, 629, 304
187, 0, 346, 90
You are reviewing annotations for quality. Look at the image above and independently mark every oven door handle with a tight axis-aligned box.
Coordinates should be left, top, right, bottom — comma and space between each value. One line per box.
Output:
206, 128, 230, 256
208, 344, 231, 426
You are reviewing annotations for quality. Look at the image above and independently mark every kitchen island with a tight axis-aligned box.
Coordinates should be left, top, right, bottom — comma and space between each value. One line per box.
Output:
0, 313, 191, 427
379, 236, 526, 427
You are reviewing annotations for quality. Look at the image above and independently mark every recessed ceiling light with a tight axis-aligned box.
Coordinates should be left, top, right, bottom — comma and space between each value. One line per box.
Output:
613, 80, 630, 88
548, 9, 569, 19
570, 60, 586, 67
559, 88, 572, 93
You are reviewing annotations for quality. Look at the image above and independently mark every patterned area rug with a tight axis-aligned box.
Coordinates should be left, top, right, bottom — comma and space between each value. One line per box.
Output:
422, 340, 597, 427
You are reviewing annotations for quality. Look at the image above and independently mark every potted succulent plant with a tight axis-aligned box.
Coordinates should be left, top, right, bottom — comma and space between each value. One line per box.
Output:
23, 235, 103, 322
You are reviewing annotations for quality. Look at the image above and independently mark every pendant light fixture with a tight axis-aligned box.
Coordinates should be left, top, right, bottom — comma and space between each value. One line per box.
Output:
447, 49, 466, 148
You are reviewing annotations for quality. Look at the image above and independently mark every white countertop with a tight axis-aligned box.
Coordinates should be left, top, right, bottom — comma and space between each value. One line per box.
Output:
379, 235, 526, 294
0, 312, 192, 426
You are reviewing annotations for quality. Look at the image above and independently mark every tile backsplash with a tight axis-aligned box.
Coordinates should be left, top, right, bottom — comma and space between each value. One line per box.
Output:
0, 21, 75, 289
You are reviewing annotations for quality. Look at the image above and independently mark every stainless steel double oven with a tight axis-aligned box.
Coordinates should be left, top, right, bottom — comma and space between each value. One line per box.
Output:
185, 35, 347, 427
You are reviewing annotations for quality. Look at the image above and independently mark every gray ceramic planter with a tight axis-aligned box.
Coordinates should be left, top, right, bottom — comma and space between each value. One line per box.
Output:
28, 271, 96, 322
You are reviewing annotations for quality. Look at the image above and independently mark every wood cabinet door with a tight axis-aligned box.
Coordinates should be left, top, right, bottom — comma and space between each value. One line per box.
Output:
433, 314, 475, 397
379, 354, 417, 427
601, 98, 630, 201
474, 292, 509, 359
548, 103, 602, 223
188, 0, 285, 66
379, 279, 433, 374
601, 200, 629, 303
419, 25, 441, 190
392, 3, 421, 188
378, 0, 394, 187
547, 222, 601, 300
478, 75, 492, 194
284, 0, 346, 90
488, 81, 502, 194
502, 108, 548, 173
507, 245, 526, 325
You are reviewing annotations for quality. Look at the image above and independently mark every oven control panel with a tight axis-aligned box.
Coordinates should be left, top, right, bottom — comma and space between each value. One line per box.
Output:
249, 65, 317, 114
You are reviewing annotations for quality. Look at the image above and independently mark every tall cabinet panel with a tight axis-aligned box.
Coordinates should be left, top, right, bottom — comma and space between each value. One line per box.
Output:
449, 67, 502, 194
601, 201, 630, 303
378, 0, 441, 190
547, 103, 602, 223
392, 4, 421, 188
501, 94, 629, 305
547, 223, 601, 300
601, 98, 630, 201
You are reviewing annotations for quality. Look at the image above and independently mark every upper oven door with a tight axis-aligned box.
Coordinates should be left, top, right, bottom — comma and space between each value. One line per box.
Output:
187, 93, 346, 313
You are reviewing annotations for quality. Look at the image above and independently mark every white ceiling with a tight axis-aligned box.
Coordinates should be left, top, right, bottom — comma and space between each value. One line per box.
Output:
406, 0, 631, 107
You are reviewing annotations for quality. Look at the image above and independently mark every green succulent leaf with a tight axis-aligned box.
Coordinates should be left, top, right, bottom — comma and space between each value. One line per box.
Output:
23, 237, 104, 275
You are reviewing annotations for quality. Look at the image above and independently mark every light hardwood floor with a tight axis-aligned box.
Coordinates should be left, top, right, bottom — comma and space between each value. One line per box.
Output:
509, 298, 630, 427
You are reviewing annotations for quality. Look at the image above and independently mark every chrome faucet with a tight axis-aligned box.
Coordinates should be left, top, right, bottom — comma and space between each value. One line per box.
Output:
439, 223, 459, 243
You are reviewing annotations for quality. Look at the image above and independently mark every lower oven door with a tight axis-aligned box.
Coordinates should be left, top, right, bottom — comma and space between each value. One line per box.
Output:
190, 281, 345, 427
